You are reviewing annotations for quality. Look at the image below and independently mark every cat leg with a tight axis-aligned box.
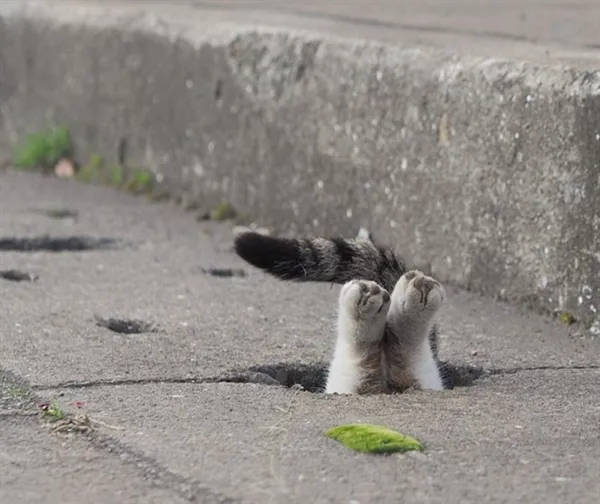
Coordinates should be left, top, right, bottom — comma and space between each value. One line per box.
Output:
387, 270, 446, 391
325, 280, 390, 394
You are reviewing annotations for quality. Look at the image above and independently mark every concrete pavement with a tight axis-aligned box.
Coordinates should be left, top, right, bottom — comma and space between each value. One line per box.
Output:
1, 1, 599, 502
1, 170, 599, 503
1, 374, 191, 504
1, 0, 599, 327
184, 0, 600, 65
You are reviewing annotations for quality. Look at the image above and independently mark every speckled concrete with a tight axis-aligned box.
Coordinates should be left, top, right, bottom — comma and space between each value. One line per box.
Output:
0, 373, 197, 504
1, 170, 599, 504
0, 0, 598, 330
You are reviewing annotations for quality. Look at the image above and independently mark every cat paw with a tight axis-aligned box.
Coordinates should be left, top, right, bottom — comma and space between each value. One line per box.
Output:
393, 270, 445, 317
339, 280, 391, 321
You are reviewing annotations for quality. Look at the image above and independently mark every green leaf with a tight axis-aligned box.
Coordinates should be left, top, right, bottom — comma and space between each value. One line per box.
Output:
325, 424, 424, 454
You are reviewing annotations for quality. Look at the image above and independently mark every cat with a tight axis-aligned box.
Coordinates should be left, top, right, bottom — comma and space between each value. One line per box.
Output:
233, 231, 446, 394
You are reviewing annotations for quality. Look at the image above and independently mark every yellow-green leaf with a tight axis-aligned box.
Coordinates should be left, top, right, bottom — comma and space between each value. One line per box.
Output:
325, 424, 424, 454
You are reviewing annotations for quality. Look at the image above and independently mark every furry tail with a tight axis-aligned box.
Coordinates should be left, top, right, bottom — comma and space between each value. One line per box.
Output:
233, 232, 406, 292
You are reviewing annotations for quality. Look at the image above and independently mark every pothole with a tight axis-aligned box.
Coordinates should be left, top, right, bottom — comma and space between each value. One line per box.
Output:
94, 316, 158, 335
222, 361, 484, 394
247, 362, 328, 392
0, 236, 118, 252
439, 362, 485, 389
201, 267, 246, 278
30, 208, 78, 220
0, 269, 39, 282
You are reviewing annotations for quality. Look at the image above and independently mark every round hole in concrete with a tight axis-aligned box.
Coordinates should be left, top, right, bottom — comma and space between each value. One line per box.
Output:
0, 235, 119, 252
227, 361, 485, 393
95, 316, 157, 335
0, 269, 38, 282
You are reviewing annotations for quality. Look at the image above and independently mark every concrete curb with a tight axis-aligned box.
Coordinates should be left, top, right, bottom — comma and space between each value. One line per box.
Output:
1, 1, 598, 329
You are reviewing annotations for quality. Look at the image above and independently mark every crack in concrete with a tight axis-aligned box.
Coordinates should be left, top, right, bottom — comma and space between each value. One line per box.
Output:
0, 410, 39, 418
32, 372, 283, 391
33, 363, 600, 392
87, 430, 240, 504
3, 361, 599, 502
32, 376, 226, 390
1, 368, 239, 503
487, 364, 600, 375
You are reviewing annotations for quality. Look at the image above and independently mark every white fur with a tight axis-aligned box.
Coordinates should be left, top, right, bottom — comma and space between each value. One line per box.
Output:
387, 270, 445, 391
325, 339, 364, 394
325, 271, 445, 394
410, 338, 444, 391
325, 280, 390, 394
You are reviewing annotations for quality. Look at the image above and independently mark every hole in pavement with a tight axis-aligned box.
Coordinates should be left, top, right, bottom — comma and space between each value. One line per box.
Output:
439, 362, 485, 389
30, 208, 78, 219
225, 361, 484, 394
0, 236, 118, 252
247, 362, 328, 393
0, 269, 39, 282
214, 78, 223, 100
201, 267, 246, 278
95, 316, 158, 335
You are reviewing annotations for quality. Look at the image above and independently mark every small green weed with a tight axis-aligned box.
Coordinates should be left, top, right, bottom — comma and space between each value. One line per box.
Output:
42, 400, 67, 421
76, 153, 105, 183
78, 153, 155, 194
559, 312, 576, 325
211, 201, 238, 221
123, 167, 155, 193
109, 164, 125, 186
13, 126, 72, 171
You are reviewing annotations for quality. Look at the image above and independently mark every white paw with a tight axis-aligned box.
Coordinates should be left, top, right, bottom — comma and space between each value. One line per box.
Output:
394, 270, 445, 317
339, 279, 390, 321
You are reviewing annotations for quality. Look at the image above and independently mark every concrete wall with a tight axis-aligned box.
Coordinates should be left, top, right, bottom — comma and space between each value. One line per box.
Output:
0, 3, 598, 328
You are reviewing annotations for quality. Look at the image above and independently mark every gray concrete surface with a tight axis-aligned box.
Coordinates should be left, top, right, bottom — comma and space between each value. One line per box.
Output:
1, 170, 599, 503
1, 0, 599, 329
185, 0, 600, 65
0, 373, 193, 504
0, 418, 193, 504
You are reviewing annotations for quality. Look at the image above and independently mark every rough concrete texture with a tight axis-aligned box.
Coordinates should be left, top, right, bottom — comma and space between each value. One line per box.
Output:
38, 376, 600, 504
0, 417, 194, 504
0, 374, 192, 504
0, 1, 598, 330
1, 170, 600, 503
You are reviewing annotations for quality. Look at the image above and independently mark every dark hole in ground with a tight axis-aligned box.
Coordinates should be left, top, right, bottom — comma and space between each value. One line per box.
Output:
439, 361, 485, 389
201, 267, 246, 278
224, 361, 484, 393
0, 269, 38, 282
0, 236, 118, 252
30, 208, 78, 220
95, 316, 157, 335
214, 78, 223, 100
248, 362, 328, 392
